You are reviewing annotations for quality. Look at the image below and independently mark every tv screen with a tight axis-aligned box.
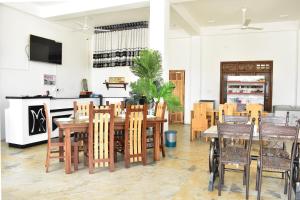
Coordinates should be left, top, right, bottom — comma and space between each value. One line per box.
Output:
30, 35, 62, 64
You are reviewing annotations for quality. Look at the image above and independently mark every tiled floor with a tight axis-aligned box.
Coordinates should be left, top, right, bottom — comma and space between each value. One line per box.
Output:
1, 124, 290, 199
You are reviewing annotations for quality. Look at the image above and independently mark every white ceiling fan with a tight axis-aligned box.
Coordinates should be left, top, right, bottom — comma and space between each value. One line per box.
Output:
226, 8, 263, 30
74, 16, 109, 33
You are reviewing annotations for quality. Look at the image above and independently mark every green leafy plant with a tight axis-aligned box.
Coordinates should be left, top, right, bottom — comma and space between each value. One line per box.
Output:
129, 49, 182, 112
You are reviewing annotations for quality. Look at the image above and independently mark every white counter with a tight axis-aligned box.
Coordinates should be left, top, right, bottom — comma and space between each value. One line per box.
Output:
5, 97, 100, 147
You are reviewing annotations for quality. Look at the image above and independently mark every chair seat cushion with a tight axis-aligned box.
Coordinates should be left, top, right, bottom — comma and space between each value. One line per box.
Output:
221, 146, 248, 165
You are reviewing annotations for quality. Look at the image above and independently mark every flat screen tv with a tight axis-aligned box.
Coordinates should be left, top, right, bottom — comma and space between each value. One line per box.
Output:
30, 35, 62, 64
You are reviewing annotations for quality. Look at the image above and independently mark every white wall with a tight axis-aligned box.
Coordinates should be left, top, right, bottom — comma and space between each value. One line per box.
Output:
0, 5, 89, 139
200, 28, 298, 107
90, 66, 137, 99
168, 31, 201, 124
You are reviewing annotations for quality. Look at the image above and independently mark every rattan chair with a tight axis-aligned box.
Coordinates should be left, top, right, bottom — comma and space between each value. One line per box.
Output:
256, 121, 300, 200
217, 119, 255, 200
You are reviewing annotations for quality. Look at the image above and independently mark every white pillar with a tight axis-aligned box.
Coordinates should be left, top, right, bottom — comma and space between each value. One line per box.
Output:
149, 0, 170, 81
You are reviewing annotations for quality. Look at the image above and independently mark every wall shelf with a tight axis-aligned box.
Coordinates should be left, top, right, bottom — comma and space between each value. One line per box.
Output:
103, 82, 128, 90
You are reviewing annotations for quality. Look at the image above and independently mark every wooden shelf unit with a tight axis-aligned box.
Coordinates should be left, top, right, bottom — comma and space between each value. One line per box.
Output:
103, 82, 128, 90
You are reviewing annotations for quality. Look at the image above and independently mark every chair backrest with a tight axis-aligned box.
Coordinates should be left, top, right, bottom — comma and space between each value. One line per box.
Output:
193, 103, 207, 119
201, 102, 213, 112
43, 103, 51, 142
88, 103, 115, 168
258, 111, 288, 126
223, 114, 250, 124
155, 102, 166, 119
106, 101, 124, 117
217, 120, 255, 163
125, 104, 147, 163
218, 104, 234, 122
258, 121, 299, 167
225, 103, 237, 113
246, 104, 263, 126
74, 101, 90, 116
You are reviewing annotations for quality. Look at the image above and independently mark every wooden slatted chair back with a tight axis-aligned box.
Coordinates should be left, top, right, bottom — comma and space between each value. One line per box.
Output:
106, 101, 124, 116
88, 103, 115, 173
155, 102, 167, 119
74, 101, 90, 116
193, 103, 207, 119
124, 104, 147, 167
225, 103, 237, 113
246, 104, 263, 126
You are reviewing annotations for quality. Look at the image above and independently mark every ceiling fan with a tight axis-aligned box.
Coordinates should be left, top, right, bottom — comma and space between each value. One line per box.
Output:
74, 17, 109, 33
226, 8, 263, 30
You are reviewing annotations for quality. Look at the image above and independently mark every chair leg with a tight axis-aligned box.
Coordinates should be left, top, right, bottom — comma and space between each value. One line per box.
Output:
73, 145, 78, 171
246, 165, 250, 200
160, 130, 165, 157
284, 171, 288, 194
257, 166, 263, 200
243, 166, 246, 185
255, 164, 259, 191
218, 163, 223, 196
288, 171, 292, 200
45, 144, 50, 173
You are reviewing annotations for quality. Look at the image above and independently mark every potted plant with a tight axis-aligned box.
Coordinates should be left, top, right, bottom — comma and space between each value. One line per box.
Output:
128, 49, 182, 112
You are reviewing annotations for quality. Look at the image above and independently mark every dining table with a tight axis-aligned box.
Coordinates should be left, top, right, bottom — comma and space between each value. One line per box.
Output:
203, 125, 300, 199
54, 116, 167, 174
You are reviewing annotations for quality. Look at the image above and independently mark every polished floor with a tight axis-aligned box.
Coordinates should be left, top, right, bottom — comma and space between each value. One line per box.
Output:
1, 124, 289, 200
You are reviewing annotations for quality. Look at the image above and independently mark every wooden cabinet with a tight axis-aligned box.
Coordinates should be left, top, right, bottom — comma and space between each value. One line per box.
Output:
220, 61, 273, 111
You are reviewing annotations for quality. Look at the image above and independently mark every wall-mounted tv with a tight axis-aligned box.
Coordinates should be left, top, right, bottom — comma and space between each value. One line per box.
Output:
30, 35, 62, 65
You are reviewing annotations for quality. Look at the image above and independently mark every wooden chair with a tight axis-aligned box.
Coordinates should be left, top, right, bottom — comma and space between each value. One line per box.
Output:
73, 101, 90, 163
217, 120, 255, 200
124, 104, 147, 168
106, 101, 124, 117
190, 103, 208, 141
246, 104, 263, 126
155, 102, 167, 157
256, 121, 300, 200
201, 102, 214, 127
218, 104, 234, 123
88, 103, 115, 173
44, 103, 79, 173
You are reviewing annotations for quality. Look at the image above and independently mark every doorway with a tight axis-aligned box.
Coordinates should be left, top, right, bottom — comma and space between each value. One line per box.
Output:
169, 70, 185, 124
220, 61, 273, 111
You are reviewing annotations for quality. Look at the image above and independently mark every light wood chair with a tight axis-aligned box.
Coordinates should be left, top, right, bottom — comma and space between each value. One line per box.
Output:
190, 103, 208, 141
218, 104, 235, 123
201, 102, 214, 127
246, 104, 263, 126
73, 101, 91, 164
124, 104, 147, 168
106, 101, 124, 117
155, 102, 167, 157
88, 103, 115, 173
44, 103, 79, 173
73, 101, 90, 117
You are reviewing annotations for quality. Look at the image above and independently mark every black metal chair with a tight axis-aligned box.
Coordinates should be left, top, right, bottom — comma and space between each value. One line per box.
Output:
217, 119, 255, 200
256, 120, 300, 200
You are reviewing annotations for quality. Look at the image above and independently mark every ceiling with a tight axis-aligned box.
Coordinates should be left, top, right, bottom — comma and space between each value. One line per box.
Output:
180, 0, 300, 27
4, 0, 300, 34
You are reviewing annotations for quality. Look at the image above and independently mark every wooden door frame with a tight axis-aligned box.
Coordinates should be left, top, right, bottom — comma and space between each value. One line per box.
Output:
169, 70, 185, 124
220, 61, 273, 111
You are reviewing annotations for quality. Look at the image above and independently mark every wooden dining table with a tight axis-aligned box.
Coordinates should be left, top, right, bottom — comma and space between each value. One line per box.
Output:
203, 126, 300, 199
54, 116, 167, 174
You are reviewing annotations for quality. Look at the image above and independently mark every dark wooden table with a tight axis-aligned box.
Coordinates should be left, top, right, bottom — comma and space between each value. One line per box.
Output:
54, 116, 167, 174
203, 126, 300, 199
